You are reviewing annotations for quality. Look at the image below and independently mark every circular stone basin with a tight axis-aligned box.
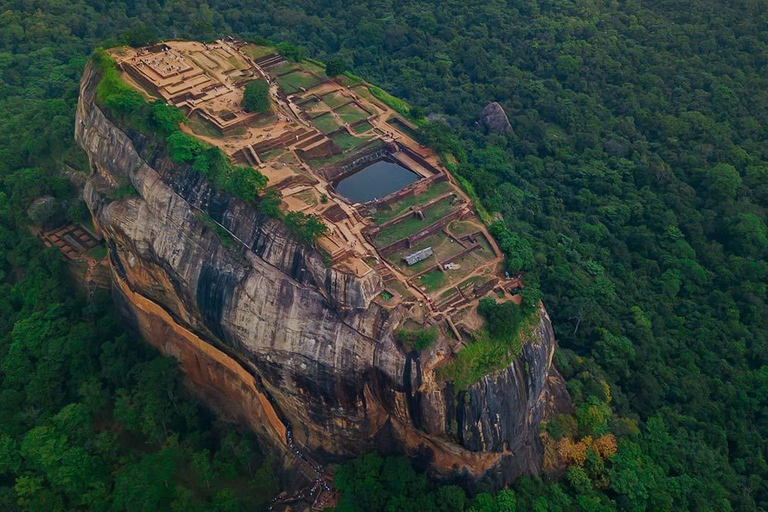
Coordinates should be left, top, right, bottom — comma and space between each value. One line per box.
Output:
335, 159, 419, 203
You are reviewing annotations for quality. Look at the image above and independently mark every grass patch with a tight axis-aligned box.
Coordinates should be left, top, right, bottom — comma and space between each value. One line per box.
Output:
242, 44, 275, 59
453, 174, 492, 225
387, 117, 419, 139
418, 269, 447, 292
448, 220, 483, 238
457, 275, 489, 293
394, 250, 437, 276
302, 97, 327, 114
270, 61, 298, 75
300, 60, 326, 76
341, 71, 365, 85
374, 196, 456, 246
188, 115, 223, 139
306, 152, 349, 169
293, 189, 318, 207
312, 113, 342, 134
249, 113, 277, 129
226, 126, 248, 137
85, 245, 108, 260
370, 181, 453, 225
353, 121, 373, 134
306, 139, 385, 169
336, 103, 369, 124
322, 92, 349, 109
332, 132, 371, 152
277, 70, 322, 94
259, 148, 285, 161
369, 84, 426, 126
227, 55, 249, 70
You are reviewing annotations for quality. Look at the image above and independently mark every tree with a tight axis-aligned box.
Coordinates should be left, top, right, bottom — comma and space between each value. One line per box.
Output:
242, 80, 270, 113
150, 101, 186, 136
223, 165, 268, 200
0, 435, 21, 475
111, 448, 180, 511
166, 132, 205, 163
410, 106, 425, 120
436, 486, 466, 512
703, 163, 741, 201
325, 57, 347, 77
477, 298, 524, 342
593, 332, 635, 380
121, 26, 157, 47
275, 42, 303, 62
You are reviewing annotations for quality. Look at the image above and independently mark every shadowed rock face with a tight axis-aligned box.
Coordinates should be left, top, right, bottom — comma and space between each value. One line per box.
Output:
480, 102, 514, 134
76, 61, 569, 488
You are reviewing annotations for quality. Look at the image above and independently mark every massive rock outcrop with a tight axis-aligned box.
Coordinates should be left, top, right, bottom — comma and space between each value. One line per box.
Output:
479, 102, 514, 134
75, 61, 568, 489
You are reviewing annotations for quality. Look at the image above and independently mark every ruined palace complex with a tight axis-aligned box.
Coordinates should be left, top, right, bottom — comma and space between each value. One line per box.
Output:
112, 38, 520, 346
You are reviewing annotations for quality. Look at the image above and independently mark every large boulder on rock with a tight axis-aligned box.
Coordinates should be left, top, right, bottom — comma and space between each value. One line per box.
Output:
479, 102, 513, 134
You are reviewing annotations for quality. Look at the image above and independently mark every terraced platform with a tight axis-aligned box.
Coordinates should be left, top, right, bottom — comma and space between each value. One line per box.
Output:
112, 37, 518, 343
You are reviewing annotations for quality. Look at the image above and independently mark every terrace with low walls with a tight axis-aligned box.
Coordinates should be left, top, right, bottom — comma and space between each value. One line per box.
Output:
111, 38, 520, 346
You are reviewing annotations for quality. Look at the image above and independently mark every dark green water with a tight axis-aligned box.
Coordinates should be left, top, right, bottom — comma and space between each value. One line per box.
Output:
335, 159, 419, 203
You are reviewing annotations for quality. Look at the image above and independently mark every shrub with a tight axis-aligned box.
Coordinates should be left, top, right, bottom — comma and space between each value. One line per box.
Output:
395, 326, 438, 351
104, 88, 145, 117
113, 183, 139, 199
546, 414, 578, 441
223, 165, 268, 202
284, 211, 329, 245
258, 189, 282, 218
149, 101, 186, 137
166, 131, 206, 164
275, 42, 303, 62
197, 212, 235, 248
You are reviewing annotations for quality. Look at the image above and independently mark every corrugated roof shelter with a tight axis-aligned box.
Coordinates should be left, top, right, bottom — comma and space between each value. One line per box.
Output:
404, 247, 433, 265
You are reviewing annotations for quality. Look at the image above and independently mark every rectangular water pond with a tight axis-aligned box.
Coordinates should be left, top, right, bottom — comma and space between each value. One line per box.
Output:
335, 159, 420, 203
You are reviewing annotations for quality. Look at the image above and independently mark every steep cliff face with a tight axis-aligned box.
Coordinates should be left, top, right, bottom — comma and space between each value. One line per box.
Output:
76, 61, 569, 487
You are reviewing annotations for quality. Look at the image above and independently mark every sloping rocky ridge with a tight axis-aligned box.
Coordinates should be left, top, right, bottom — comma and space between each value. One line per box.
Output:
75, 61, 569, 488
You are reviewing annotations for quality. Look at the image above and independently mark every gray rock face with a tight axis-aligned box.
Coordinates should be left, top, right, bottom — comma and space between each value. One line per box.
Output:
480, 102, 514, 134
75, 61, 568, 487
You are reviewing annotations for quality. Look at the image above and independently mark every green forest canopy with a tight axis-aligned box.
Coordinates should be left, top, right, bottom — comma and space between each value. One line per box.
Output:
0, 0, 767, 510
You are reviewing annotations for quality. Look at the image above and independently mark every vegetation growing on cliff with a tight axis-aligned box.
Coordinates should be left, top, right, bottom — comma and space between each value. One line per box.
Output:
1, 0, 768, 509
437, 296, 539, 392
394, 326, 438, 351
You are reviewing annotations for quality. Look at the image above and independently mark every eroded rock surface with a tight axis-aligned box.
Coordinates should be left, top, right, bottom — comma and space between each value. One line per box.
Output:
76, 61, 568, 488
